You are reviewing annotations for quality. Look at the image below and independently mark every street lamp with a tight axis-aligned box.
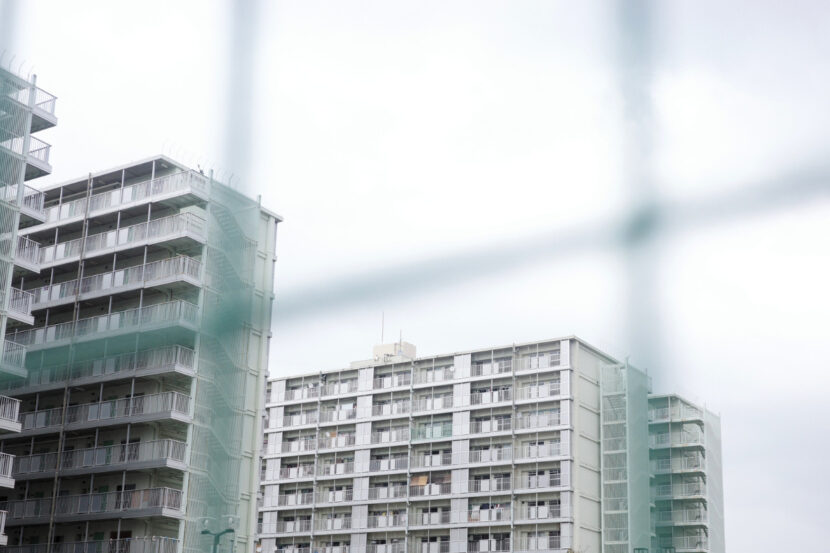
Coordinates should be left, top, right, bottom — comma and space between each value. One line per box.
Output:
202, 528, 235, 553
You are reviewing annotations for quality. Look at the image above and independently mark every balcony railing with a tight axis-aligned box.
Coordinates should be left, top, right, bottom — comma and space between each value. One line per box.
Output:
649, 404, 704, 422
658, 535, 709, 550
373, 373, 411, 389
369, 543, 406, 553
515, 412, 560, 430
515, 382, 561, 400
317, 461, 355, 477
0, 345, 194, 395
469, 389, 512, 405
0, 184, 46, 216
654, 482, 707, 500
467, 447, 512, 464
411, 451, 452, 469
367, 514, 407, 528
321, 381, 358, 397
409, 482, 451, 497
315, 517, 352, 531
1, 341, 26, 373
467, 540, 511, 553
278, 464, 315, 479
2, 487, 183, 520
0, 395, 21, 426
315, 489, 354, 503
412, 510, 450, 525
652, 456, 706, 474
471, 359, 512, 377
41, 171, 208, 226
318, 434, 356, 449
413, 425, 452, 440
4, 537, 180, 553
37, 212, 206, 266
283, 386, 320, 401
276, 492, 314, 506
0, 452, 13, 479
283, 411, 319, 427
469, 419, 512, 434
650, 432, 704, 448
518, 351, 561, 372
272, 519, 313, 533
467, 508, 510, 522
15, 235, 40, 267
372, 401, 410, 416
518, 473, 561, 489
413, 396, 453, 412
319, 409, 357, 423
14, 439, 186, 477
369, 456, 409, 472
280, 439, 316, 453
516, 442, 562, 459
655, 508, 708, 525
368, 484, 408, 500
516, 505, 562, 520
514, 537, 562, 551
8, 300, 199, 347
371, 428, 410, 444
18, 391, 191, 432
27, 136, 50, 164
468, 477, 511, 493
30, 255, 201, 308
8, 288, 33, 318
414, 367, 454, 384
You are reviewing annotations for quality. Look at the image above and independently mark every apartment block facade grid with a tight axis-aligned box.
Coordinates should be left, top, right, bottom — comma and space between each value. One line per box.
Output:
260, 338, 724, 553
0, 147, 279, 553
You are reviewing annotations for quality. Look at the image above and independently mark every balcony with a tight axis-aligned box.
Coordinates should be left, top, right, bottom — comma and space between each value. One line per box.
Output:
314, 517, 351, 531
514, 537, 563, 553
515, 442, 563, 461
318, 434, 356, 450
7, 300, 199, 349
18, 391, 191, 436
413, 396, 453, 412
469, 388, 512, 406
37, 212, 206, 268
2, 487, 184, 523
515, 505, 563, 522
371, 428, 410, 444
372, 401, 410, 417
282, 386, 320, 402
650, 432, 704, 449
651, 456, 706, 474
0, 395, 21, 433
36, 171, 209, 230
658, 535, 709, 551
320, 408, 357, 423
283, 411, 319, 427
471, 359, 512, 377
25, 136, 51, 179
466, 447, 512, 464
7, 288, 33, 324
321, 380, 358, 397
276, 491, 314, 507
280, 438, 317, 454
469, 418, 512, 434
517, 351, 561, 372
653, 482, 707, 500
414, 367, 454, 385
315, 489, 354, 504
13, 439, 187, 480
409, 482, 452, 497
368, 484, 408, 500
467, 539, 511, 553
271, 519, 313, 533
368, 513, 407, 528
0, 345, 195, 396
30, 255, 202, 310
369, 456, 408, 472
412, 424, 452, 441
411, 510, 450, 526
0, 184, 47, 224
467, 507, 510, 523
0, 509, 5, 545
3, 537, 180, 553
411, 451, 452, 469
515, 412, 561, 431
655, 508, 708, 526
15, 235, 40, 272
516, 473, 561, 491
0, 452, 14, 487
317, 461, 355, 477
649, 404, 704, 423
373, 373, 411, 389
468, 477, 511, 493
515, 382, 561, 401
0, 341, 26, 377
278, 464, 316, 480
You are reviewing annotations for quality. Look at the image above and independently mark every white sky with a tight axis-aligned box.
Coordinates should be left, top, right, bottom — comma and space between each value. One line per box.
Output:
4, 1, 830, 550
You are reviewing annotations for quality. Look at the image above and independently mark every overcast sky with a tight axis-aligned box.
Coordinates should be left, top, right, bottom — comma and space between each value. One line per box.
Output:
4, 1, 830, 550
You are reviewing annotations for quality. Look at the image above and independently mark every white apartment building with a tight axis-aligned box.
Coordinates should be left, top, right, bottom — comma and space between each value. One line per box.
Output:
260, 338, 724, 553
0, 154, 279, 553
0, 67, 59, 546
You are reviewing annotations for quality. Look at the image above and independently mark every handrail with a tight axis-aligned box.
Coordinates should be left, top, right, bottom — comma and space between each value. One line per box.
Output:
0, 487, 183, 519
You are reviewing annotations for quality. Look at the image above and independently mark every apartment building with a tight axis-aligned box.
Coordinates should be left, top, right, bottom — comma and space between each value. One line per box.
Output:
0, 67, 58, 546
260, 338, 724, 553
0, 154, 279, 553
648, 395, 723, 553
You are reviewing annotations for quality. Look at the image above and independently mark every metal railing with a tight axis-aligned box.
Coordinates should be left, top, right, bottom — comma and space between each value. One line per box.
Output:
470, 389, 512, 405
278, 464, 315, 479
27, 136, 50, 163
658, 535, 709, 550
369, 456, 409, 472
468, 477, 511, 493
1, 341, 26, 372
651, 455, 706, 474
411, 451, 452, 468
18, 391, 191, 432
412, 396, 453, 411
373, 373, 412, 389
8, 287, 32, 317
0, 452, 13, 479
515, 382, 561, 400
3, 537, 180, 553
368, 484, 408, 499
41, 171, 208, 225
516, 442, 562, 459
467, 447, 512, 464
315, 517, 351, 531
282, 386, 320, 401
649, 404, 704, 422
515, 505, 562, 520
30, 255, 201, 308
467, 507, 510, 522
33, 86, 57, 115
653, 481, 707, 499
409, 482, 452, 496
1, 487, 183, 520
467, 540, 511, 553
0, 345, 194, 394
321, 380, 358, 396
315, 489, 354, 503
318, 434, 356, 449
413, 367, 454, 384
8, 300, 199, 347
412, 424, 452, 440
283, 411, 319, 426
471, 359, 512, 377
319, 408, 357, 423
14, 439, 186, 476
649, 432, 704, 448
372, 401, 410, 416
367, 513, 407, 528
517, 473, 561, 489
276, 491, 314, 506
280, 438, 317, 453
0, 184, 46, 215
655, 507, 708, 525
514, 537, 562, 551
0, 395, 21, 424
38, 212, 206, 265
317, 461, 355, 476
515, 412, 560, 430
469, 418, 512, 434
412, 510, 450, 525
370, 428, 410, 444
270, 519, 313, 533
517, 352, 561, 372
15, 235, 40, 267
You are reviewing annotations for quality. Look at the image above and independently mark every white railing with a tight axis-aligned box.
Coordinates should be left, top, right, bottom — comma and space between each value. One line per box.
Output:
515, 382, 561, 400
367, 513, 407, 528
0, 395, 21, 424
655, 508, 708, 525
471, 358, 512, 377
371, 428, 410, 444
4, 537, 180, 553
42, 171, 208, 225
412, 510, 450, 525
2, 488, 183, 520
269, 519, 313, 533
411, 451, 452, 468
469, 418, 512, 434
652, 456, 706, 474
1, 341, 26, 371
276, 492, 314, 506
15, 235, 40, 267
649, 432, 704, 448
280, 439, 316, 453
321, 380, 358, 396
409, 482, 452, 496
315, 489, 354, 503
8, 300, 199, 347
319, 408, 357, 423
278, 464, 315, 479
659, 535, 709, 550
412, 424, 452, 440
282, 386, 320, 401
372, 401, 410, 416
518, 351, 561, 371
0, 345, 194, 394
27, 136, 50, 163
18, 391, 191, 432
518, 473, 561, 489
30, 255, 201, 308
516, 442, 562, 459
467, 540, 511, 553
0, 184, 45, 216
412, 396, 453, 411
514, 537, 562, 551
649, 404, 704, 422
0, 452, 14, 478
654, 481, 707, 499
467, 507, 510, 522
38, 212, 206, 265
33, 86, 57, 115
317, 461, 355, 476
368, 484, 408, 500
414, 367, 454, 384
373, 373, 411, 389
369, 456, 408, 472
283, 411, 319, 427
314, 517, 352, 531
466, 447, 512, 464
469, 389, 512, 405
8, 287, 32, 317
516, 505, 562, 520
515, 412, 560, 429
318, 434, 356, 449
468, 477, 511, 493
14, 439, 186, 476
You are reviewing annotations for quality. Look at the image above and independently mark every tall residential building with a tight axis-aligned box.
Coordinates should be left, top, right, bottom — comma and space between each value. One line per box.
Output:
0, 154, 280, 553
259, 338, 724, 553
0, 67, 58, 546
